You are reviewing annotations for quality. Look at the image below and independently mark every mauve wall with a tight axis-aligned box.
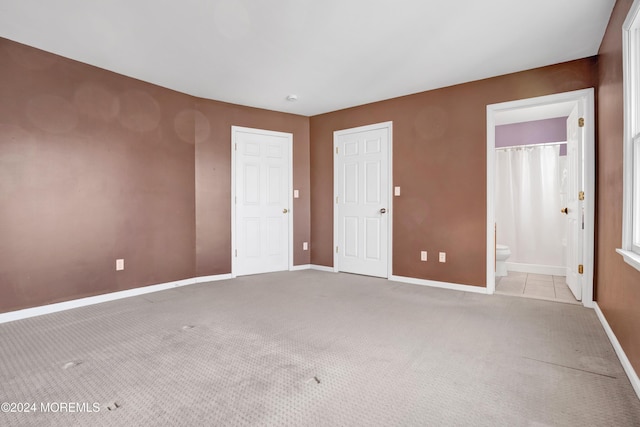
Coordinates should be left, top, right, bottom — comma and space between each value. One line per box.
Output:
596, 0, 640, 375
0, 38, 310, 313
310, 59, 597, 287
496, 117, 568, 155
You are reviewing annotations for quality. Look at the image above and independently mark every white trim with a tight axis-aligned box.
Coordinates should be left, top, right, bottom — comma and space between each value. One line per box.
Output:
195, 274, 234, 283
622, 5, 633, 253
310, 264, 336, 272
197, 274, 232, 282
486, 89, 595, 307
389, 275, 489, 295
0, 274, 233, 325
388, 122, 394, 278
506, 262, 566, 276
616, 248, 640, 272
290, 264, 311, 271
231, 126, 294, 278
288, 132, 295, 272
333, 121, 393, 277
624, 0, 640, 29
621, 0, 640, 271
487, 110, 497, 295
583, 89, 597, 308
594, 303, 640, 400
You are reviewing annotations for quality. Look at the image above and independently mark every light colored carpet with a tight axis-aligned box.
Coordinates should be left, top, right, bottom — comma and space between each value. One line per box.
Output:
1, 270, 639, 426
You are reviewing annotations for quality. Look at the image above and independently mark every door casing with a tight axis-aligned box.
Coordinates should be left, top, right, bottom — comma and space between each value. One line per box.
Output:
486, 88, 595, 307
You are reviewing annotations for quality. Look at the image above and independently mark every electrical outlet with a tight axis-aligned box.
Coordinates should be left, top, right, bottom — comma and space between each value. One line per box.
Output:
116, 259, 125, 271
303, 242, 308, 250
439, 252, 446, 263
420, 251, 427, 261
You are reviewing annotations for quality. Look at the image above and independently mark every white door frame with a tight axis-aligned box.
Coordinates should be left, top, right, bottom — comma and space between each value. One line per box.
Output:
486, 88, 595, 307
333, 121, 393, 277
231, 126, 294, 277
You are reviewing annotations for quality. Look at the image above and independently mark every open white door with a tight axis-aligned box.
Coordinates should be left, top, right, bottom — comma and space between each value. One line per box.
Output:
233, 127, 292, 276
487, 88, 594, 306
334, 122, 391, 278
564, 105, 583, 300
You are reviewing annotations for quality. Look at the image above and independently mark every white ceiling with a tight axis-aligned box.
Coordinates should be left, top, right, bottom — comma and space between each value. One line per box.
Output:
0, 0, 616, 116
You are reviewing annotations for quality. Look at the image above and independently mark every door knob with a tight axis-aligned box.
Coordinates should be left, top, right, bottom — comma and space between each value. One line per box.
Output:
561, 207, 568, 214
380, 208, 387, 214
283, 208, 288, 214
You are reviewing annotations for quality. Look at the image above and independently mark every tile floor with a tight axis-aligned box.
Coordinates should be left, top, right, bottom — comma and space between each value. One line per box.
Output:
495, 271, 580, 304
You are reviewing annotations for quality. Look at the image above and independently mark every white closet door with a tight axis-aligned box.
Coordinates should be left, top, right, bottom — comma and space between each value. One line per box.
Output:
234, 127, 291, 276
335, 124, 390, 278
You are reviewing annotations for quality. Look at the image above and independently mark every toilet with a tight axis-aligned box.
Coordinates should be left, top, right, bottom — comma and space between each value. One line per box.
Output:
496, 244, 511, 277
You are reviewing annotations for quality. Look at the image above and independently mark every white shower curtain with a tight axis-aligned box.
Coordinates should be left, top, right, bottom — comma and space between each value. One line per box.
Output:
495, 145, 566, 266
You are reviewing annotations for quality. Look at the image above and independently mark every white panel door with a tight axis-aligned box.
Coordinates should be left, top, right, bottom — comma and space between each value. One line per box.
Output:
234, 128, 291, 276
335, 124, 390, 278
565, 105, 583, 300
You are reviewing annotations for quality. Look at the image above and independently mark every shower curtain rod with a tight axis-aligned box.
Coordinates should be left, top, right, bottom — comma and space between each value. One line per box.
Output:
495, 141, 567, 150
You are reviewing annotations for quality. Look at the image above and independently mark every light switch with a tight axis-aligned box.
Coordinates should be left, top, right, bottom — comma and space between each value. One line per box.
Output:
303, 242, 308, 250
394, 186, 401, 196
420, 251, 427, 261
439, 252, 446, 263
294, 190, 299, 198
116, 259, 125, 271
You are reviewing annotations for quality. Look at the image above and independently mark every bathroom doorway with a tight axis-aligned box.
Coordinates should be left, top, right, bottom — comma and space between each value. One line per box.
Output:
486, 89, 595, 307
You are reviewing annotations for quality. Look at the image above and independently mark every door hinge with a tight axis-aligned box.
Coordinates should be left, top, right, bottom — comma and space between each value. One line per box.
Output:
235, 249, 237, 257
578, 264, 584, 274
336, 246, 339, 253
578, 117, 585, 127
336, 196, 339, 204
336, 147, 339, 154
235, 143, 237, 151
578, 191, 585, 201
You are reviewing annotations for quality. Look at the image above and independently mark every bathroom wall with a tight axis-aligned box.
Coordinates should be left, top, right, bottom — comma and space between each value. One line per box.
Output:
495, 117, 568, 155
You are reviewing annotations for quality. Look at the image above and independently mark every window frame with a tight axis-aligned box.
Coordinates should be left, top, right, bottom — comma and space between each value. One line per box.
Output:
618, 0, 640, 271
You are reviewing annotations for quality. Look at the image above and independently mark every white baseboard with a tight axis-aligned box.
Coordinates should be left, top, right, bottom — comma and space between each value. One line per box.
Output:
0, 273, 232, 325
506, 262, 566, 276
195, 274, 233, 283
594, 302, 640, 400
389, 275, 489, 295
0, 269, 511, 326
310, 264, 336, 272
290, 264, 311, 271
